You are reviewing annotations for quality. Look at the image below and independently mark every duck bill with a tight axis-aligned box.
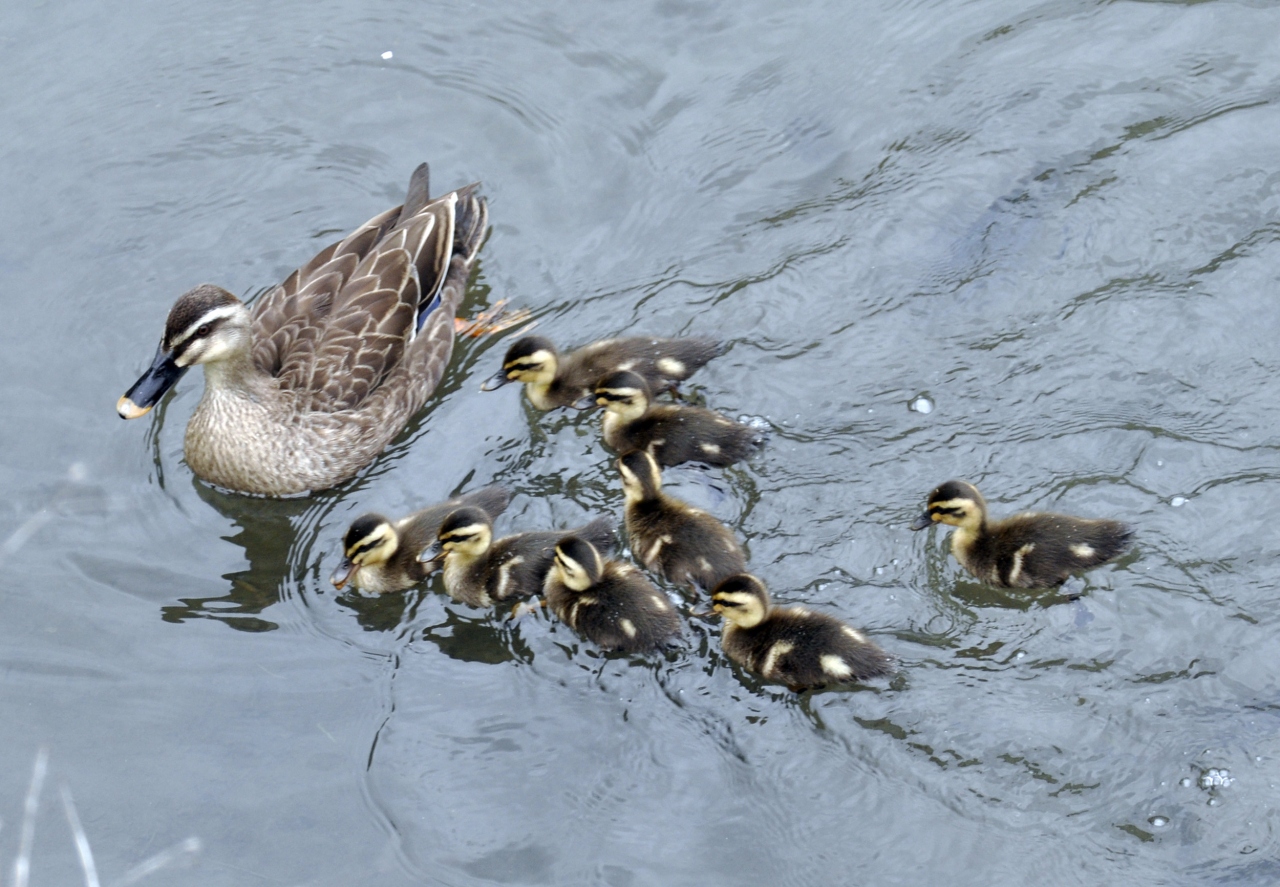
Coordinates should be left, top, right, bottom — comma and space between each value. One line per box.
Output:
329, 558, 358, 590
118, 344, 187, 419
479, 369, 513, 391
909, 513, 933, 531
570, 394, 599, 411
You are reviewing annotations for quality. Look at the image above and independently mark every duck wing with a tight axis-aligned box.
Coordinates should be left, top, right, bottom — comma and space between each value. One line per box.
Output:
297, 196, 455, 412
354, 184, 486, 424
249, 204, 402, 378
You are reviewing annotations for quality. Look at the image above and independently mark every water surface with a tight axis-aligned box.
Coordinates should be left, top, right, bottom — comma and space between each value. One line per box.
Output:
3, 0, 1279, 884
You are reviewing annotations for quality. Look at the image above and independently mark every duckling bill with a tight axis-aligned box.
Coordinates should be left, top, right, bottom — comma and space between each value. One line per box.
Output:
711, 573, 891, 692
330, 485, 510, 594
911, 479, 1134, 588
481, 334, 722, 410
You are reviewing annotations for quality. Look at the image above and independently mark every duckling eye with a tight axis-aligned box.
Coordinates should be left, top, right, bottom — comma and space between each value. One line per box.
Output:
196, 323, 212, 338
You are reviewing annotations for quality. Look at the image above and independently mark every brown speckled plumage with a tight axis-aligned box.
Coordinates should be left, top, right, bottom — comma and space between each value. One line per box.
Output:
122, 164, 487, 496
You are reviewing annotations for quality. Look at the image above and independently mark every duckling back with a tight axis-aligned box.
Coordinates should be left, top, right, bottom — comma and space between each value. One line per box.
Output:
624, 493, 745, 591
563, 336, 722, 397
723, 607, 892, 690
610, 407, 762, 467
968, 513, 1133, 588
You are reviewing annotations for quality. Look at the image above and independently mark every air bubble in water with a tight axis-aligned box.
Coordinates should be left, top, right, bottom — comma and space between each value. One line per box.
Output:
1200, 768, 1233, 789
1171, 496, 1187, 507
1148, 816, 1169, 828
909, 395, 934, 414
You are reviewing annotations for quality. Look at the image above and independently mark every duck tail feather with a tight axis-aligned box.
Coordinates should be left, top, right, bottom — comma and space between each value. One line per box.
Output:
398, 163, 432, 224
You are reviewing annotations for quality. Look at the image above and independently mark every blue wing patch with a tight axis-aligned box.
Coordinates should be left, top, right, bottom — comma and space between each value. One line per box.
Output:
415, 287, 443, 331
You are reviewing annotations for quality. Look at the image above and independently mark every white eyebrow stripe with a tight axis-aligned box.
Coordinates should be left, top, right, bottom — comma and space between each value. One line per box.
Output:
169, 305, 241, 349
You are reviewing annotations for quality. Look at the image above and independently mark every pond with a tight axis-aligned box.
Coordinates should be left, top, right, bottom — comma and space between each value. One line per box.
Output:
2, 0, 1279, 884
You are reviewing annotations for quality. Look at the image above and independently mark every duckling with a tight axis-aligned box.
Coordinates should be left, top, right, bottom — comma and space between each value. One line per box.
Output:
618, 450, 745, 592
910, 479, 1134, 588
577, 370, 764, 468
710, 573, 892, 691
329, 485, 511, 594
543, 536, 682, 653
421, 507, 616, 608
480, 334, 722, 410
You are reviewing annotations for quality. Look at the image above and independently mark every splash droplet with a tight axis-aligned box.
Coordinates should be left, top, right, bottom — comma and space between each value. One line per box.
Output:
381, 50, 394, 59
1170, 496, 1187, 507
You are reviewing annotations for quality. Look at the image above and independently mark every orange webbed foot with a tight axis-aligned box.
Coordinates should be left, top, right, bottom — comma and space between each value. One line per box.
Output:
454, 300, 535, 338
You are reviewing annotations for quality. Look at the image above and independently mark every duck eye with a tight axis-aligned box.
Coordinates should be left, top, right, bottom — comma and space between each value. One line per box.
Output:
196, 323, 212, 338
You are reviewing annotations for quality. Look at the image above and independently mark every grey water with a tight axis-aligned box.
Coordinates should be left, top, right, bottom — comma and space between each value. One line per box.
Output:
3, 0, 1280, 884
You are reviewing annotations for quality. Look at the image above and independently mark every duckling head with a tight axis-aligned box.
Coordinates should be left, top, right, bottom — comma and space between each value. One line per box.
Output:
583, 370, 652, 418
118, 285, 252, 419
551, 536, 604, 592
421, 506, 495, 563
330, 513, 399, 589
910, 479, 987, 532
710, 573, 770, 629
618, 450, 663, 504
480, 335, 558, 390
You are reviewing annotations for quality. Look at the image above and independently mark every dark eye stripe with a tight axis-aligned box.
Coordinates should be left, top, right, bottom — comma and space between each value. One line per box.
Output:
170, 311, 233, 349
931, 506, 966, 517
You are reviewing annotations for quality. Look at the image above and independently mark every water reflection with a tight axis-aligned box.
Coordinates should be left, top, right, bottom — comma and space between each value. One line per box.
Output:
158, 478, 326, 631
418, 601, 530, 665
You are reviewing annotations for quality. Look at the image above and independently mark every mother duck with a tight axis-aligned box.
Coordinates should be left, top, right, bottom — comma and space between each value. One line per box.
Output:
118, 164, 486, 496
